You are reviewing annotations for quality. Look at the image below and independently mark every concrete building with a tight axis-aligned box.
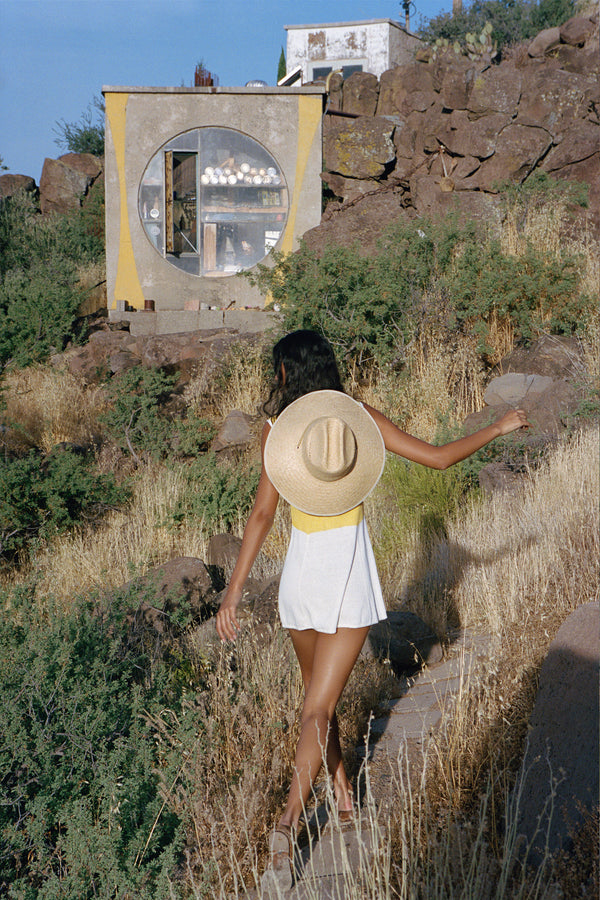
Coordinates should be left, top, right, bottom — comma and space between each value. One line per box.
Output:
284, 19, 421, 83
103, 85, 324, 334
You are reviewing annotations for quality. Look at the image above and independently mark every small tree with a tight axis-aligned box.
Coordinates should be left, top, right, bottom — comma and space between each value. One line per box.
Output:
53, 95, 105, 157
277, 46, 287, 82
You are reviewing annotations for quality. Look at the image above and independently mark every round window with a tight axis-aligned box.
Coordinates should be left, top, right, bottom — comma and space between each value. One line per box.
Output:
138, 127, 288, 277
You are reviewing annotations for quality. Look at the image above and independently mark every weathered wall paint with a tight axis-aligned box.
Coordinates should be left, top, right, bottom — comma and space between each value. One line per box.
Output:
286, 19, 421, 80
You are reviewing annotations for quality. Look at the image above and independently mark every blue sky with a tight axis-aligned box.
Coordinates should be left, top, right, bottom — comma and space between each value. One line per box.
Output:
0, 0, 448, 183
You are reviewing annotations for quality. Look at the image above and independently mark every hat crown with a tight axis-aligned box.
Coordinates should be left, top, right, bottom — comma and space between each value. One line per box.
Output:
300, 416, 357, 483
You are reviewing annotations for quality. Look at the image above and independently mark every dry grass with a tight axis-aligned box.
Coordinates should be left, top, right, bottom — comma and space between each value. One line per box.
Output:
184, 337, 270, 419
29, 462, 207, 608
0, 364, 107, 453
350, 328, 485, 440
377, 426, 599, 638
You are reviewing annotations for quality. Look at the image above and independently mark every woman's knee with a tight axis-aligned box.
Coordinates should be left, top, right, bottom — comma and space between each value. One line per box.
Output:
300, 706, 331, 734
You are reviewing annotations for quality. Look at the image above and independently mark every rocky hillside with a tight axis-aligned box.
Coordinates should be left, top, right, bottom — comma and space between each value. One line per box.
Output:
313, 12, 599, 253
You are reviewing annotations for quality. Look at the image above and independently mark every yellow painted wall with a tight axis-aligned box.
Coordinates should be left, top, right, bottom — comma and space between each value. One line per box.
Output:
104, 92, 145, 310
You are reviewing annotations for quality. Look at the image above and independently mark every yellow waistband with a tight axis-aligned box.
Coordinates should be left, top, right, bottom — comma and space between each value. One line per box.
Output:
290, 504, 364, 533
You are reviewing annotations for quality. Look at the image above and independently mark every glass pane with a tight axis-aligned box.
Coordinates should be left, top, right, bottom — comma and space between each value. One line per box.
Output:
138, 127, 288, 278
138, 154, 165, 254
198, 127, 288, 276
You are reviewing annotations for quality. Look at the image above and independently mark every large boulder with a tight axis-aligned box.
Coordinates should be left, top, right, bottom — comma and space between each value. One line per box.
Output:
124, 557, 218, 634
323, 115, 396, 179
483, 373, 555, 407
493, 335, 586, 379
436, 110, 510, 160
302, 185, 411, 257
207, 532, 243, 575
376, 63, 437, 118
541, 121, 599, 171
436, 56, 477, 110
559, 15, 597, 47
0, 173, 37, 200
39, 155, 100, 214
462, 123, 552, 190
527, 26, 561, 58
342, 72, 379, 117
210, 409, 255, 453
58, 152, 102, 180
515, 69, 591, 141
191, 575, 281, 649
467, 65, 523, 117
322, 171, 381, 204
515, 602, 599, 863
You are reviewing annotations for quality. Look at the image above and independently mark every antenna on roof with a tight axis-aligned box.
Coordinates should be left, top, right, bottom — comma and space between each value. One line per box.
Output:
401, 0, 416, 30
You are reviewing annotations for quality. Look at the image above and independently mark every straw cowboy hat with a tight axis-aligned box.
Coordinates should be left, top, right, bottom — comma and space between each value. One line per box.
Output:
264, 390, 386, 516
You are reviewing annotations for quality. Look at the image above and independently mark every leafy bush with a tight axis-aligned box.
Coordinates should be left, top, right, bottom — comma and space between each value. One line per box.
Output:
0, 449, 129, 563
249, 211, 590, 373
0, 261, 83, 368
0, 190, 105, 368
101, 366, 180, 462
440, 239, 586, 354
248, 222, 440, 370
0, 584, 202, 898
53, 96, 105, 157
169, 452, 260, 533
419, 0, 575, 51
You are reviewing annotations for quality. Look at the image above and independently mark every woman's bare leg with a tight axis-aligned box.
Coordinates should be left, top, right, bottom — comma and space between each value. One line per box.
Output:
287, 630, 351, 811
279, 626, 369, 829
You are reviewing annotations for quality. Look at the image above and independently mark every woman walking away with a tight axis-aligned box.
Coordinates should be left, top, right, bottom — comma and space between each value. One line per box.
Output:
216, 329, 529, 888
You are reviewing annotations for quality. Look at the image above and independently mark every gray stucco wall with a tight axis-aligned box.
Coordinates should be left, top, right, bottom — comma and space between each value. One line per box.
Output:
104, 86, 324, 312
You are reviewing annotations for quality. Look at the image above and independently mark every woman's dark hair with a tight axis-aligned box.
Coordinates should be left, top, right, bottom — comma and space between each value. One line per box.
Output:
263, 330, 344, 417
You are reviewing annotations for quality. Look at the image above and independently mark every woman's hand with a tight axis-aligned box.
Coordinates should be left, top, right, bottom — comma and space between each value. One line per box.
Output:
216, 586, 243, 642
495, 408, 531, 435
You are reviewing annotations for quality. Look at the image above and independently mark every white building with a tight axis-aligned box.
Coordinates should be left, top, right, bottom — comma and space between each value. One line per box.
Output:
284, 19, 422, 83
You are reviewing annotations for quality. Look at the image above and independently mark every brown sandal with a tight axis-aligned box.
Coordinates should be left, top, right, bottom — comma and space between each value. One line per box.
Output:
268, 825, 294, 889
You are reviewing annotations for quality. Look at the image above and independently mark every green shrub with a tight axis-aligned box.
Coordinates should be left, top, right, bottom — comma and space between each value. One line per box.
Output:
0, 449, 129, 563
0, 584, 203, 898
169, 452, 260, 533
0, 261, 83, 368
249, 212, 589, 373
441, 238, 586, 355
101, 366, 180, 462
379, 453, 474, 555
0, 190, 105, 368
248, 221, 442, 370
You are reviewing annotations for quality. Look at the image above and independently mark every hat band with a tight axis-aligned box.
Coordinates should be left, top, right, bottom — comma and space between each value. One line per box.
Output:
300, 416, 357, 483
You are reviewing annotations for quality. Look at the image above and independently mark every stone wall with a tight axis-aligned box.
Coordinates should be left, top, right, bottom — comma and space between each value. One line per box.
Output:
314, 13, 599, 254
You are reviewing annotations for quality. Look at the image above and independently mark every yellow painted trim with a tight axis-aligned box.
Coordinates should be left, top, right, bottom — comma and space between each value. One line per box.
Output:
291, 505, 363, 533
105, 93, 145, 309
280, 95, 322, 255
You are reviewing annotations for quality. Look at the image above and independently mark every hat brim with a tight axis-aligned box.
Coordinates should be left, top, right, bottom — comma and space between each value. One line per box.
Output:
264, 390, 385, 516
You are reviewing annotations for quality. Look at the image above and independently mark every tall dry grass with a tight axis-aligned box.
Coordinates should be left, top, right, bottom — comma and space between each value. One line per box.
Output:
184, 338, 270, 419
0, 364, 107, 453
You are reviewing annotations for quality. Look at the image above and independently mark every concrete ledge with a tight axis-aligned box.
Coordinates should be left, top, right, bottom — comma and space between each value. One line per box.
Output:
108, 308, 281, 336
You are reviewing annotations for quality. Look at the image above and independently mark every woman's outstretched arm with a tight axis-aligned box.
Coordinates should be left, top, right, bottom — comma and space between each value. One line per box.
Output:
363, 403, 530, 470
216, 422, 279, 642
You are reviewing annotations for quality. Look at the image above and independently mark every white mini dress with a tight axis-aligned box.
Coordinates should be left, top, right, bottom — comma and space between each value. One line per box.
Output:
277, 503, 388, 633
